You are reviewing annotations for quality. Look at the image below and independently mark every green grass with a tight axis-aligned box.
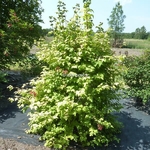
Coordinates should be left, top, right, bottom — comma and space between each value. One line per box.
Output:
124, 39, 150, 49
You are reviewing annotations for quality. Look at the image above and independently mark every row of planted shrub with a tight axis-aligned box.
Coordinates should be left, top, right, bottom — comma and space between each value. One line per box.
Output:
123, 50, 150, 105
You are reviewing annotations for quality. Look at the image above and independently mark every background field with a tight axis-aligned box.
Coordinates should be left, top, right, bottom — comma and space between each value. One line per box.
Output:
124, 39, 150, 49
31, 37, 146, 57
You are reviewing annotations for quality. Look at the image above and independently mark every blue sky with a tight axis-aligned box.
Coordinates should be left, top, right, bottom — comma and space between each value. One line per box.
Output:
40, 0, 150, 33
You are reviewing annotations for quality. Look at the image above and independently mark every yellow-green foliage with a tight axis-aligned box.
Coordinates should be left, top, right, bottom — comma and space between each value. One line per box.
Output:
11, 1, 123, 149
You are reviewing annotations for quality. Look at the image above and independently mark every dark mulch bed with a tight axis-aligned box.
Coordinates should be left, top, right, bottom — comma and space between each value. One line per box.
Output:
0, 71, 150, 150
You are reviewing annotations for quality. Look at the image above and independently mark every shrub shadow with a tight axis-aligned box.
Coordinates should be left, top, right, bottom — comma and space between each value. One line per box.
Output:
0, 101, 21, 123
89, 111, 150, 150
108, 111, 150, 150
69, 111, 150, 150
0, 74, 23, 123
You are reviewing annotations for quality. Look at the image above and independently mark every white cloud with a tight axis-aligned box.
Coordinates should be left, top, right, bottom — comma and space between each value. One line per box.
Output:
114, 0, 132, 5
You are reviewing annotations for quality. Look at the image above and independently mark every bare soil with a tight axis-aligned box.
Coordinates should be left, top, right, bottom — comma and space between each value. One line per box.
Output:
0, 137, 50, 150
112, 48, 143, 56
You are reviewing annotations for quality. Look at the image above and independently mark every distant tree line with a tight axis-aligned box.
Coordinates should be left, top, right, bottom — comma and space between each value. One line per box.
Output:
42, 26, 150, 41
122, 26, 150, 40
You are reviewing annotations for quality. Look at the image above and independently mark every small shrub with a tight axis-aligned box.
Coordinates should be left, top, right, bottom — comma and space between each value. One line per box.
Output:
0, 71, 7, 99
124, 51, 128, 57
123, 50, 150, 104
0, 71, 7, 83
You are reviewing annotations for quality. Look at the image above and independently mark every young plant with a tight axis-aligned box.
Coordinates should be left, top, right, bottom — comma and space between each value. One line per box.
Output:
12, 0, 123, 149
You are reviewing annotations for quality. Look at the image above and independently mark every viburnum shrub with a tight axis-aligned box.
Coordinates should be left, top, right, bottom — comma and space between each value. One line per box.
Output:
11, 0, 123, 149
123, 50, 150, 104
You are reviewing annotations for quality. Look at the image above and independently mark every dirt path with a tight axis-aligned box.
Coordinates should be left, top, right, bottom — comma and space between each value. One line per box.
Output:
0, 137, 50, 150
112, 48, 143, 56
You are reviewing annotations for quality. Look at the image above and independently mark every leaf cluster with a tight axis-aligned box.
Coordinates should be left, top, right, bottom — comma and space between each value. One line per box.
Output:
0, 0, 43, 69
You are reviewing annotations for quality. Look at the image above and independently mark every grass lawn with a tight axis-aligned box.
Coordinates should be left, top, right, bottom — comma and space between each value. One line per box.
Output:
124, 39, 150, 49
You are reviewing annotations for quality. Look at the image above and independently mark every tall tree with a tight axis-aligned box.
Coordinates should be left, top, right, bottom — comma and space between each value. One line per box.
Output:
0, 0, 43, 69
140, 26, 147, 39
134, 26, 147, 39
107, 2, 126, 47
134, 28, 141, 39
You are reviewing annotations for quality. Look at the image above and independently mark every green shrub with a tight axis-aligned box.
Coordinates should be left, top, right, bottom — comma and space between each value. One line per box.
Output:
8, 54, 44, 78
0, 71, 7, 99
0, 71, 7, 83
0, 1, 43, 69
123, 50, 150, 104
11, 1, 123, 149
